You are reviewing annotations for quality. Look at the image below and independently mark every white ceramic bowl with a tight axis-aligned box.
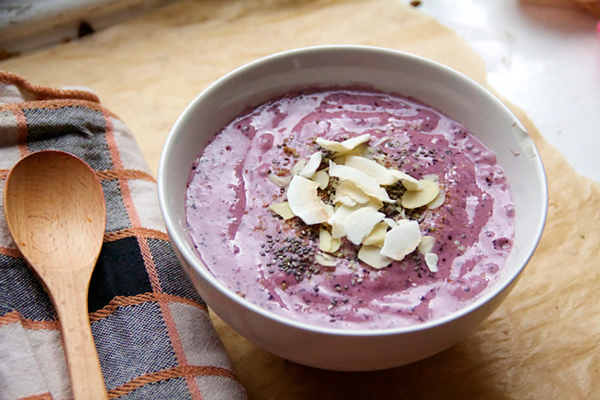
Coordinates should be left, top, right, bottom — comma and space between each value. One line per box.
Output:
158, 45, 547, 371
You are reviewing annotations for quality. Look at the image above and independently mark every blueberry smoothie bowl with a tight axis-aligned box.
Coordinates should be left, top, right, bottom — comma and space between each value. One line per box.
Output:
158, 46, 547, 371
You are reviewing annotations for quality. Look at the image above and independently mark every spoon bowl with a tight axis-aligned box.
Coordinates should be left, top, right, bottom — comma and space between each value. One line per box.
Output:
4, 150, 108, 399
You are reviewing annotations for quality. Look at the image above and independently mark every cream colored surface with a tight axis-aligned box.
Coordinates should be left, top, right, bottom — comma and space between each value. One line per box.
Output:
1, 0, 598, 398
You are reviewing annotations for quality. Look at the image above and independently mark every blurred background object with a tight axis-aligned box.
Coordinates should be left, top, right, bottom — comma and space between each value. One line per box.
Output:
0, 0, 181, 59
520, 0, 600, 17
403, 0, 600, 182
574, 0, 600, 17
3, 0, 599, 181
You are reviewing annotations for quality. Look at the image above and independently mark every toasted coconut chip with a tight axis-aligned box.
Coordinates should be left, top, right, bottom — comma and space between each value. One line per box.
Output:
365, 197, 384, 210
315, 252, 338, 267
401, 180, 440, 209
318, 226, 342, 253
425, 253, 439, 273
290, 159, 307, 176
344, 155, 399, 186
334, 193, 358, 207
427, 188, 445, 209
328, 161, 394, 203
312, 170, 330, 189
330, 237, 342, 252
380, 220, 422, 261
319, 226, 333, 252
418, 235, 435, 254
316, 133, 371, 153
333, 180, 370, 207
322, 202, 335, 219
383, 218, 397, 228
299, 152, 322, 178
391, 170, 422, 191
269, 202, 295, 220
268, 173, 290, 188
287, 175, 330, 225
343, 207, 385, 245
328, 204, 358, 239
362, 221, 389, 246
328, 198, 385, 238
332, 143, 368, 164
358, 245, 392, 269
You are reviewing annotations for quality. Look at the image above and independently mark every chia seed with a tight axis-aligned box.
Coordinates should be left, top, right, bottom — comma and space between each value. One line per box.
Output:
269, 235, 321, 284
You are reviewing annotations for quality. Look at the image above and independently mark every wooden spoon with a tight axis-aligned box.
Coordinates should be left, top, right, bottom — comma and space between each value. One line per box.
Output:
4, 150, 108, 399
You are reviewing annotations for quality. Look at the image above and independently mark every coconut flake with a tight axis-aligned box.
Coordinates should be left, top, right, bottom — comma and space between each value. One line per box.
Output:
425, 253, 439, 272
358, 245, 392, 269
427, 188, 445, 209
322, 202, 335, 219
328, 205, 358, 239
318, 226, 341, 253
319, 226, 331, 252
362, 221, 389, 246
333, 180, 370, 207
299, 152, 322, 178
319, 226, 332, 252
269, 202, 295, 220
328, 161, 394, 203
364, 197, 384, 211
330, 237, 341, 253
418, 235, 435, 254
343, 207, 385, 245
383, 218, 397, 228
390, 170, 422, 191
423, 174, 439, 182
312, 170, 330, 189
333, 194, 358, 208
333, 144, 368, 164
315, 252, 338, 267
344, 155, 399, 185
290, 159, 307, 176
316, 133, 371, 153
268, 173, 290, 188
380, 220, 422, 260
401, 180, 440, 209
287, 175, 330, 225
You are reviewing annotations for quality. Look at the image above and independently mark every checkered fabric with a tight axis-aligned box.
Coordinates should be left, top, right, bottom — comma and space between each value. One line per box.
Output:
0, 71, 247, 400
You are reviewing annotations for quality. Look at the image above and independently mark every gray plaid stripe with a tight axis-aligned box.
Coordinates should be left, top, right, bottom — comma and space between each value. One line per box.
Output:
0, 255, 54, 321
93, 301, 178, 390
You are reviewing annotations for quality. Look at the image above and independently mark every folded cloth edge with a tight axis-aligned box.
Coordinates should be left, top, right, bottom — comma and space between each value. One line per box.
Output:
0, 70, 247, 400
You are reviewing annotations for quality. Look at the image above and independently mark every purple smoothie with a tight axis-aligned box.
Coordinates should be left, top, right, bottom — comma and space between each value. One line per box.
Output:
185, 87, 515, 329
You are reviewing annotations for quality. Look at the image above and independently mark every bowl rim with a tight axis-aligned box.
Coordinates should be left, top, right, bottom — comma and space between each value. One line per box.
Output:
158, 44, 548, 337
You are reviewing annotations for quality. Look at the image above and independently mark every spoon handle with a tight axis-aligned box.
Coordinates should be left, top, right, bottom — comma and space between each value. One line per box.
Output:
46, 268, 108, 400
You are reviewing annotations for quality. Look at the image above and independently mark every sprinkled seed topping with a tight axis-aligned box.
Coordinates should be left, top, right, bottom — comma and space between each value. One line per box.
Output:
268, 133, 444, 271
261, 236, 321, 281
187, 86, 515, 329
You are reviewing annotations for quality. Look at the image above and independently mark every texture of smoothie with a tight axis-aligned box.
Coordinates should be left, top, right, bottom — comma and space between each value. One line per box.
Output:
185, 87, 515, 329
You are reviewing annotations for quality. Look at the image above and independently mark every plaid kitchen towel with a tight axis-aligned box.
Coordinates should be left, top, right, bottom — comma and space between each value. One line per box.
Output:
0, 71, 247, 400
